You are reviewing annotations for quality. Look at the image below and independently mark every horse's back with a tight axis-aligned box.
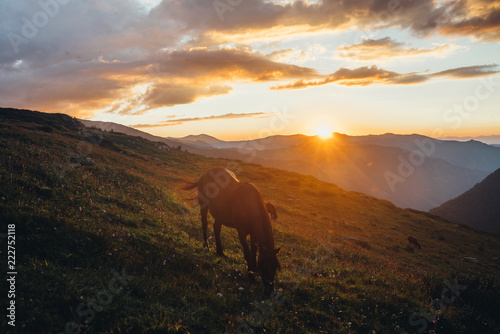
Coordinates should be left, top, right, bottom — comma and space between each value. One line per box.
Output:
199, 167, 238, 185
197, 168, 240, 221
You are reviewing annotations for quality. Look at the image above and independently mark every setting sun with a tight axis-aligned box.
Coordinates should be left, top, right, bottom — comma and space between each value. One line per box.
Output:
314, 124, 333, 139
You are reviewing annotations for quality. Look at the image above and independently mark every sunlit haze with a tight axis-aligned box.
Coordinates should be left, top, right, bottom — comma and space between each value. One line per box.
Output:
314, 124, 333, 139
1, 0, 500, 140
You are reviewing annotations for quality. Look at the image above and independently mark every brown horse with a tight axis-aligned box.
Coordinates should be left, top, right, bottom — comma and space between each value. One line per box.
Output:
184, 167, 281, 295
408, 236, 421, 249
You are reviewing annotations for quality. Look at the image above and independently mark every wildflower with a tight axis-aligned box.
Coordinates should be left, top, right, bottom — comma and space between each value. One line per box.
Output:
217, 293, 223, 298
144, 266, 149, 271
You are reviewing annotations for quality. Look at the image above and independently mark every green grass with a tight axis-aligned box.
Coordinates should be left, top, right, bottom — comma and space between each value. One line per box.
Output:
0, 109, 499, 333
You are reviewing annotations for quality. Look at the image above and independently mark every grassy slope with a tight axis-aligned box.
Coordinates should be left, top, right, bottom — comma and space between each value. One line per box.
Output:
0, 110, 499, 334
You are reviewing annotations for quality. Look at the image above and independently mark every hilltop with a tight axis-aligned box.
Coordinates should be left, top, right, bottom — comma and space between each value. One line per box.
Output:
1, 108, 499, 333
430, 168, 500, 234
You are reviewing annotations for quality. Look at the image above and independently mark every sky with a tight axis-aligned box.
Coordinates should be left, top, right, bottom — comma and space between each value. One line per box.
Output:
1, 0, 499, 140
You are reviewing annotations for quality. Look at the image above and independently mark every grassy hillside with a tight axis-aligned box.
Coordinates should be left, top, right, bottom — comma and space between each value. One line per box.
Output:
1, 108, 499, 334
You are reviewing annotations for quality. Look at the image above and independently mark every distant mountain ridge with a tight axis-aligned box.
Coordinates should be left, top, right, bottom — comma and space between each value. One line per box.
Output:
173, 132, 500, 173
169, 133, 310, 151
439, 135, 500, 145
332, 133, 500, 173
172, 132, 500, 211
81, 119, 500, 212
430, 168, 500, 234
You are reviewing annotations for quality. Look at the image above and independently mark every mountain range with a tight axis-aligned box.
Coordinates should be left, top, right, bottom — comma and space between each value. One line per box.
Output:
82, 119, 500, 212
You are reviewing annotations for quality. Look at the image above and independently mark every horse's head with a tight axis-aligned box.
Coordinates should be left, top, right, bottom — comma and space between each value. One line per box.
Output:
258, 247, 281, 296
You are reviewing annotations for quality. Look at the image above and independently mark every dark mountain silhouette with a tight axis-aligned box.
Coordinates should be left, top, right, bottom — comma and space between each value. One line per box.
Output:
430, 168, 500, 234
0, 107, 82, 131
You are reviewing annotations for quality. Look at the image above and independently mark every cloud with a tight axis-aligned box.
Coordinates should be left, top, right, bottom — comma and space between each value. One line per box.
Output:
153, 0, 500, 42
0, 0, 499, 118
107, 47, 317, 115
132, 112, 270, 128
141, 84, 233, 109
336, 37, 455, 61
0, 46, 317, 116
432, 64, 500, 78
148, 47, 317, 82
271, 64, 499, 89
271, 65, 401, 89
438, 3, 500, 41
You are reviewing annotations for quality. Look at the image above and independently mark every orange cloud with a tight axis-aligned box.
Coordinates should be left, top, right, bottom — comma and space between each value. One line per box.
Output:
132, 112, 270, 128
107, 47, 317, 115
0, 47, 317, 117
155, 0, 500, 42
439, 2, 500, 41
337, 37, 454, 61
149, 48, 317, 82
271, 64, 499, 89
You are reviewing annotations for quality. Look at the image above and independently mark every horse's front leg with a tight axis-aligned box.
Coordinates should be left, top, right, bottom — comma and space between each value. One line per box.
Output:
201, 206, 209, 250
238, 231, 254, 272
214, 221, 225, 257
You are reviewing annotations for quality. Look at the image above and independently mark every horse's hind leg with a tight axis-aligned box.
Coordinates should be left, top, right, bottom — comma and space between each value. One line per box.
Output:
214, 221, 225, 257
201, 206, 209, 250
249, 236, 258, 272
